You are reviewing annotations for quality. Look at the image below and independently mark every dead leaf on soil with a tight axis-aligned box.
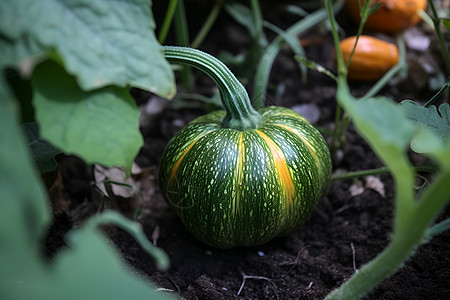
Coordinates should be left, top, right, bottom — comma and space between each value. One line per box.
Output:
349, 180, 365, 197
365, 175, 386, 198
349, 176, 386, 198
94, 165, 137, 199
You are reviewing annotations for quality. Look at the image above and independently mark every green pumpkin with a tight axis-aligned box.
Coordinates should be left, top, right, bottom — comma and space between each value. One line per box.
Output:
159, 106, 331, 248
159, 46, 331, 248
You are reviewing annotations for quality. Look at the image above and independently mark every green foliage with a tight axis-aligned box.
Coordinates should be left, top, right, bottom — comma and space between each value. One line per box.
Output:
324, 0, 450, 298
224, 0, 267, 78
1, 102, 172, 300
225, 0, 267, 47
32, 60, 143, 174
1, 0, 176, 173
253, 0, 345, 108
327, 64, 450, 300
0, 0, 175, 96
22, 122, 61, 173
0, 86, 173, 300
1, 0, 177, 299
0, 82, 51, 262
443, 18, 450, 30
338, 92, 416, 164
400, 100, 450, 151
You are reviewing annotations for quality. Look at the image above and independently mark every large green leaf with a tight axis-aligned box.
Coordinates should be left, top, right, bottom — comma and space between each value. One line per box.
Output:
0, 78, 51, 252
3, 214, 175, 300
32, 60, 143, 174
0, 0, 175, 98
410, 127, 450, 169
0, 77, 51, 297
400, 100, 450, 146
1, 85, 173, 299
0, 33, 43, 69
44, 212, 172, 300
400, 100, 450, 168
338, 92, 416, 169
336, 85, 417, 218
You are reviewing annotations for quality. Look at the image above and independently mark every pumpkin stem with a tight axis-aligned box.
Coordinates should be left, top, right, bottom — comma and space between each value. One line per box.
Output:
162, 46, 262, 130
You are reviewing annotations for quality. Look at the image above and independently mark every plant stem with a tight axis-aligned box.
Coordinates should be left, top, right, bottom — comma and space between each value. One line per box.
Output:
252, 0, 345, 109
326, 168, 450, 300
173, 0, 193, 91
424, 75, 450, 107
327, 0, 347, 150
330, 103, 343, 150
330, 165, 437, 182
158, 0, 179, 44
427, 0, 450, 75
162, 46, 262, 130
426, 217, 450, 239
191, 0, 225, 49
331, 167, 390, 182
174, 0, 190, 46
344, 0, 374, 69
325, 230, 419, 300
324, 0, 450, 298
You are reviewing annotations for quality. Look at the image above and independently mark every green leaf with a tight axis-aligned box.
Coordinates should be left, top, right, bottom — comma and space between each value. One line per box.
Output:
442, 18, 450, 30
400, 100, 450, 146
336, 83, 417, 228
45, 211, 172, 300
295, 56, 337, 81
341, 95, 416, 159
32, 60, 143, 174
0, 33, 44, 69
224, 0, 267, 46
0, 0, 175, 98
46, 226, 173, 300
1, 69, 173, 300
225, 1, 258, 37
285, 5, 308, 17
80, 211, 170, 271
411, 127, 450, 168
0, 78, 51, 248
4, 68, 35, 123
337, 84, 416, 190
22, 122, 61, 173
263, 21, 307, 80
0, 76, 51, 291
400, 99, 450, 166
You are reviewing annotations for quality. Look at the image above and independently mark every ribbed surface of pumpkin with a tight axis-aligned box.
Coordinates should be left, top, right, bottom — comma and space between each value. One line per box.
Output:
159, 106, 331, 248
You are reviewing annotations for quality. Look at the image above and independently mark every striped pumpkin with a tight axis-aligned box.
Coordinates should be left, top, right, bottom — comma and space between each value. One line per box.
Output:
159, 106, 331, 248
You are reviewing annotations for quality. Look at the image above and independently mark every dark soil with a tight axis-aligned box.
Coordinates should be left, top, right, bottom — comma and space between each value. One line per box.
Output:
44, 1, 450, 299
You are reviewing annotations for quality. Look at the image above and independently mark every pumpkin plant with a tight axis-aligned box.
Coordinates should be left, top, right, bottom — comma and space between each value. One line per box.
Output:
323, 0, 450, 299
158, 46, 332, 248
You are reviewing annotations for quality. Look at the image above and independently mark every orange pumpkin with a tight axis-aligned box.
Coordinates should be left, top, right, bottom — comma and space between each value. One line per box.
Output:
339, 35, 399, 82
346, 0, 427, 33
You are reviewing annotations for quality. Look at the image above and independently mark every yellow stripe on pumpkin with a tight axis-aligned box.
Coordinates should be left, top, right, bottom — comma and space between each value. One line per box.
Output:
168, 130, 216, 189
274, 124, 320, 167
168, 140, 198, 190
256, 130, 294, 209
232, 132, 245, 216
